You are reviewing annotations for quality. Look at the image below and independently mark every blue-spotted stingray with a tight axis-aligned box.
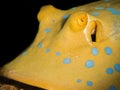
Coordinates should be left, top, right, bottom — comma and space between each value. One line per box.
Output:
0, 0, 120, 90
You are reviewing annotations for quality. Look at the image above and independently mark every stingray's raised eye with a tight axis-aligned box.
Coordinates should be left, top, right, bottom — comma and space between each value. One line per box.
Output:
68, 12, 88, 32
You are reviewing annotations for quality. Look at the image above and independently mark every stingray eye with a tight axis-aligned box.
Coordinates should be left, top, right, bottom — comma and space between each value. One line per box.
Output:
77, 14, 87, 26
68, 12, 88, 32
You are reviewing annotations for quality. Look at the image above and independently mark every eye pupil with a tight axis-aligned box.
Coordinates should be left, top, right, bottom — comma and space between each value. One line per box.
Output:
81, 18, 84, 22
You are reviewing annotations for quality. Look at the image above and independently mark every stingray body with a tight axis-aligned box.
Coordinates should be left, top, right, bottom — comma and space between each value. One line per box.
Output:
0, 0, 120, 90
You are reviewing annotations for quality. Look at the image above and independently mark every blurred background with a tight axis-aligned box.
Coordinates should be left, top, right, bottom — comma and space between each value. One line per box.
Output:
0, 0, 99, 67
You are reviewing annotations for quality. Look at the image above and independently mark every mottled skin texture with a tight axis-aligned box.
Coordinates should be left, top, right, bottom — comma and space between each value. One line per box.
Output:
0, 0, 120, 90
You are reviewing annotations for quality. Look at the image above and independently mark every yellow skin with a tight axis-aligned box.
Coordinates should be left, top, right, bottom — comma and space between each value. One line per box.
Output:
0, 0, 120, 90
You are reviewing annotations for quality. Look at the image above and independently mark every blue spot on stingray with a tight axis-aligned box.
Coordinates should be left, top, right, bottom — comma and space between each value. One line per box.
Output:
85, 60, 94, 68
106, 8, 120, 15
92, 47, 99, 56
46, 48, 50, 53
106, 68, 114, 74
87, 81, 93, 86
80, 8, 84, 10
95, 7, 104, 10
30, 43, 34, 47
71, 7, 76, 10
114, 64, 120, 72
77, 79, 82, 83
45, 28, 51, 33
63, 14, 69, 20
104, 47, 112, 55
56, 52, 61, 56
38, 42, 42, 48
92, 12, 99, 16
52, 19, 55, 22
22, 51, 27, 55
109, 85, 117, 90
63, 58, 71, 64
